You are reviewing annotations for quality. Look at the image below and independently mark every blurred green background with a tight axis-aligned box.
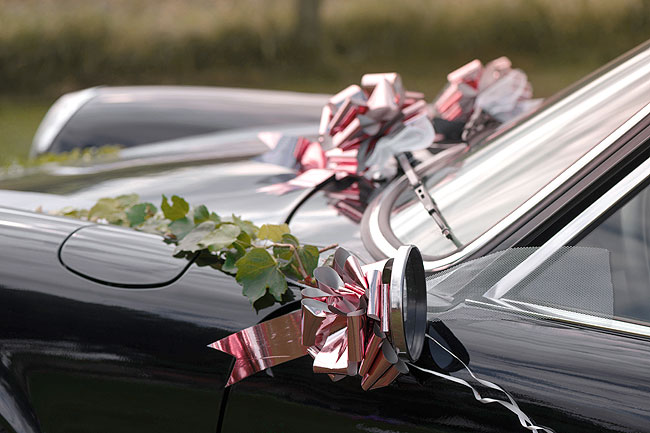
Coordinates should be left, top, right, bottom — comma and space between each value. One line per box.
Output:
1, 0, 649, 166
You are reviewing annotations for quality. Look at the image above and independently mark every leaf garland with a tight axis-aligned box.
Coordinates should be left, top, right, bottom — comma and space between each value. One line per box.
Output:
52, 194, 335, 310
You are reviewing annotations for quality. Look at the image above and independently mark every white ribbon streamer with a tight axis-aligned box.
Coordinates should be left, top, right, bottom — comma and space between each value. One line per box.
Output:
408, 333, 555, 433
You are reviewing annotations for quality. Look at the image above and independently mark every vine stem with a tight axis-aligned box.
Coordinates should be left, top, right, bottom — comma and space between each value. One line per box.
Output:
318, 243, 338, 253
271, 243, 309, 280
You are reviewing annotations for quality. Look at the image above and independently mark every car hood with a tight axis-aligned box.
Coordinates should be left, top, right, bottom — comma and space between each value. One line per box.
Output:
0, 157, 370, 261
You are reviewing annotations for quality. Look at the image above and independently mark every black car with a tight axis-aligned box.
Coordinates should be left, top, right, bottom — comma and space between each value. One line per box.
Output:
1, 41, 650, 433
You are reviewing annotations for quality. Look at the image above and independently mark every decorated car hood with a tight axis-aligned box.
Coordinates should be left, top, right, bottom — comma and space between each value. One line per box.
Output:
0, 157, 368, 259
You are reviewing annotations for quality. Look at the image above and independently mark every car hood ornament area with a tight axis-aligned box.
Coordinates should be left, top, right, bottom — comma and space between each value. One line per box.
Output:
209, 245, 427, 390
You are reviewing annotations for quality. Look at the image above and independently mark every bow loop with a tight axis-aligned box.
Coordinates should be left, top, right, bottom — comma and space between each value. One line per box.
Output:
299, 247, 408, 389
210, 246, 418, 391
333, 248, 368, 291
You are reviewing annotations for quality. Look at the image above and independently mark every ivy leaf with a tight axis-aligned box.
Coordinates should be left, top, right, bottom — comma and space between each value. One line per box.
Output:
116, 194, 140, 208
234, 230, 252, 248
88, 197, 128, 225
272, 233, 299, 261
230, 214, 259, 238
138, 214, 169, 234
281, 233, 300, 247
126, 202, 157, 227
161, 194, 189, 221
56, 206, 89, 219
209, 212, 221, 224
298, 245, 320, 276
236, 248, 287, 303
222, 242, 247, 274
203, 223, 241, 252
258, 223, 290, 242
174, 221, 216, 253
279, 261, 302, 280
193, 205, 210, 224
169, 217, 194, 240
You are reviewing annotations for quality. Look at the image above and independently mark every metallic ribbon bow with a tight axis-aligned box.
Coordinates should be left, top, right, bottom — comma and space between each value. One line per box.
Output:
258, 72, 432, 195
433, 57, 542, 142
209, 247, 409, 390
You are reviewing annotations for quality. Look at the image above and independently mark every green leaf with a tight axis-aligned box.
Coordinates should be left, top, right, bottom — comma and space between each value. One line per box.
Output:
298, 245, 320, 276
161, 194, 189, 221
279, 261, 302, 280
137, 214, 169, 234
272, 233, 299, 262
169, 217, 194, 240
222, 242, 247, 274
236, 248, 287, 303
174, 221, 216, 253
234, 230, 252, 248
55, 206, 89, 219
193, 205, 210, 224
126, 202, 157, 227
209, 212, 221, 223
230, 214, 259, 238
116, 194, 140, 208
258, 223, 290, 242
203, 223, 241, 252
276, 243, 319, 280
88, 197, 128, 225
280, 233, 300, 247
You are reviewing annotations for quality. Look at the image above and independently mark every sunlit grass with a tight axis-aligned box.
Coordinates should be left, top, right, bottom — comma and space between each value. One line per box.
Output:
0, 99, 52, 165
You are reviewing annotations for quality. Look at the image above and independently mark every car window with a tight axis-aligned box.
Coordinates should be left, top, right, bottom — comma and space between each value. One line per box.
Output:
389, 41, 650, 259
430, 157, 650, 335
574, 181, 650, 324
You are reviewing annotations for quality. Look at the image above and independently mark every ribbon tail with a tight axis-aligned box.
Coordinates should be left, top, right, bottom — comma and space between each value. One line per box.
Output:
208, 310, 308, 386
407, 334, 555, 433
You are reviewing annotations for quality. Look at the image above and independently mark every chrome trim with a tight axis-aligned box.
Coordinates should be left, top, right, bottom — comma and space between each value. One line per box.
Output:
363, 146, 467, 262
484, 150, 650, 300
465, 299, 650, 338
476, 150, 650, 336
365, 102, 650, 272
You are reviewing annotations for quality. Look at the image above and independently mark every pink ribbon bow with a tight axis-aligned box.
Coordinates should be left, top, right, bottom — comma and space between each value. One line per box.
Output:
258, 73, 431, 196
209, 247, 409, 390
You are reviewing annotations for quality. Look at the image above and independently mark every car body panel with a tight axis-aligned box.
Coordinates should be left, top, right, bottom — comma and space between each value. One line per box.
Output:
221, 305, 650, 433
0, 209, 278, 433
32, 86, 326, 157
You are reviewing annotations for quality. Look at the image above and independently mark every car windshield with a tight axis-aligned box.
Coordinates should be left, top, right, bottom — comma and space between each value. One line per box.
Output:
390, 41, 650, 258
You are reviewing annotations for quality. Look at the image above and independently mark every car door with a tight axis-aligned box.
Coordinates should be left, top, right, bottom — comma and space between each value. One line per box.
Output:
219, 157, 650, 432
0, 209, 269, 433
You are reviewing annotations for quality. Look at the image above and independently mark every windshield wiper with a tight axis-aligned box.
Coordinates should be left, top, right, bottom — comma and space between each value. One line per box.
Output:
397, 153, 462, 248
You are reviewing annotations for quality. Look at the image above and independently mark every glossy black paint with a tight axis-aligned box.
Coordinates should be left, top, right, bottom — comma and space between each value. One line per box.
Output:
221, 310, 650, 433
1, 112, 649, 432
60, 224, 194, 287
0, 209, 275, 433
2, 191, 650, 433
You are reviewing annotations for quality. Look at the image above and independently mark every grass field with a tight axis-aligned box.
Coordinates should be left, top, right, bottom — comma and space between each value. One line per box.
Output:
1, 0, 649, 166
0, 99, 53, 165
